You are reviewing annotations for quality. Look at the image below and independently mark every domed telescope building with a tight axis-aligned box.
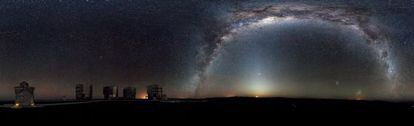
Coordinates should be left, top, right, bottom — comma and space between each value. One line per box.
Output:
14, 81, 35, 108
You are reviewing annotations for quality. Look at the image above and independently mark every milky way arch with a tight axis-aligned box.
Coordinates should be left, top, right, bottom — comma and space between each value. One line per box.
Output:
192, 4, 400, 98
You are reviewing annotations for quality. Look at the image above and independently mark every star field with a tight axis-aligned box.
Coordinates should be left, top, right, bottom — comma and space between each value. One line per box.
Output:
0, 0, 414, 101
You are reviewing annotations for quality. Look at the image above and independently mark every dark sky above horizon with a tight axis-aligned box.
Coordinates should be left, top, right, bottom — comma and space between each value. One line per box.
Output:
1, 0, 414, 101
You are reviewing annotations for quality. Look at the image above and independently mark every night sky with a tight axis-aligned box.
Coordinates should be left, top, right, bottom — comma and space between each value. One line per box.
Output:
1, 0, 414, 101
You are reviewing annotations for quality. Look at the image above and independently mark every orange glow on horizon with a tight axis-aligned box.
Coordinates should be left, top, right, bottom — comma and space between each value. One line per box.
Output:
136, 92, 147, 99
226, 94, 236, 97
355, 96, 364, 101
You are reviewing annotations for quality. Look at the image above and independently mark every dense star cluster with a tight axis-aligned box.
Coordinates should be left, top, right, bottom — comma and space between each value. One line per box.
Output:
0, 0, 414, 100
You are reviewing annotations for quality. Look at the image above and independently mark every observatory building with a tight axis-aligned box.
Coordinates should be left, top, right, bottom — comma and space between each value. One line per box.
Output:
75, 84, 93, 100
123, 87, 136, 100
14, 81, 35, 108
147, 85, 167, 101
103, 86, 119, 100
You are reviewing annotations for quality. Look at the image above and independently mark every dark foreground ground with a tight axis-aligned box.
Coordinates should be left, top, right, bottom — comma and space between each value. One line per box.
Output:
1, 97, 414, 121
